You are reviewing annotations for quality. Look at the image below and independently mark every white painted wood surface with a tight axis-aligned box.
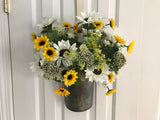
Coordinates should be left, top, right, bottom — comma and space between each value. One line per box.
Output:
1, 0, 160, 120
3, 0, 160, 120
0, 0, 14, 120
6, 0, 113, 120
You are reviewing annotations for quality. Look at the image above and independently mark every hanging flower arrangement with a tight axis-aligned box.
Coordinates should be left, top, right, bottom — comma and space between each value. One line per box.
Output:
30, 11, 135, 98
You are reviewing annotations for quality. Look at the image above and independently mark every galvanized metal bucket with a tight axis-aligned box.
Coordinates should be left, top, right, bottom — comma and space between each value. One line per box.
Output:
64, 80, 94, 112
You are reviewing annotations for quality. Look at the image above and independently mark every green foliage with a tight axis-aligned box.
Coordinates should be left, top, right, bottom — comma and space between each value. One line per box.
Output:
102, 43, 119, 59
93, 48, 106, 69
84, 33, 101, 50
106, 52, 126, 73
82, 23, 95, 30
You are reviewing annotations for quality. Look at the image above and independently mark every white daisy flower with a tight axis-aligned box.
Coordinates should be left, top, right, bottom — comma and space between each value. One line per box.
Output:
103, 26, 117, 43
80, 44, 88, 52
30, 52, 44, 76
53, 40, 77, 67
67, 29, 75, 38
104, 40, 110, 46
85, 65, 110, 83
76, 11, 101, 26
37, 17, 56, 29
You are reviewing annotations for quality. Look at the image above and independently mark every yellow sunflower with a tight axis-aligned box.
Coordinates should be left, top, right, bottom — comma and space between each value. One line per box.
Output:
73, 23, 78, 33
93, 21, 104, 30
62, 22, 72, 28
127, 40, 135, 54
55, 88, 70, 97
114, 35, 126, 45
34, 35, 49, 50
63, 70, 78, 86
106, 89, 116, 96
109, 18, 115, 30
42, 46, 57, 61
31, 32, 36, 41
108, 72, 114, 83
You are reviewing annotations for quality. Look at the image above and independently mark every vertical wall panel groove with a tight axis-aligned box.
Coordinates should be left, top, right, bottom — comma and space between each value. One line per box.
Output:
0, 1, 14, 119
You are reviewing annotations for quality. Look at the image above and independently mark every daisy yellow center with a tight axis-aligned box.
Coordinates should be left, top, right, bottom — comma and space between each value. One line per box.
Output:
67, 74, 72, 80
60, 49, 69, 57
93, 69, 102, 75
82, 47, 85, 51
39, 41, 45, 46
47, 50, 53, 56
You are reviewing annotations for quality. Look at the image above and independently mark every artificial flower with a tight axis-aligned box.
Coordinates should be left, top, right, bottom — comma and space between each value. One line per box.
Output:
108, 72, 114, 83
41, 61, 63, 81
76, 11, 100, 26
114, 35, 126, 45
67, 29, 75, 38
127, 40, 135, 54
30, 52, 44, 76
34, 35, 49, 50
53, 40, 77, 67
37, 17, 56, 29
55, 88, 70, 96
62, 22, 72, 28
92, 21, 104, 30
109, 18, 115, 30
31, 32, 36, 41
80, 44, 88, 52
73, 23, 78, 33
85, 65, 109, 83
42, 46, 57, 61
106, 89, 116, 96
63, 70, 78, 86
103, 40, 110, 46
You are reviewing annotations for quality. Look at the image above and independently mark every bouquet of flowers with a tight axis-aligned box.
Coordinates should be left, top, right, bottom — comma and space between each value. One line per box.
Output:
30, 11, 135, 97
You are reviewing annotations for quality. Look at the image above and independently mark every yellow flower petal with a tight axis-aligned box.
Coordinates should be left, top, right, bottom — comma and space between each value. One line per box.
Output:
34, 35, 49, 50
62, 22, 72, 28
106, 89, 116, 96
42, 46, 57, 61
127, 40, 135, 54
63, 70, 78, 86
108, 72, 114, 83
55, 88, 70, 97
92, 21, 104, 30
109, 18, 115, 30
73, 23, 78, 33
114, 35, 126, 45
31, 32, 36, 41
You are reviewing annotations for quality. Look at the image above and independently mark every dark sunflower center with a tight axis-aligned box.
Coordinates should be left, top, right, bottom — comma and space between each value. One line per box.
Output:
108, 75, 111, 79
62, 70, 68, 76
39, 41, 45, 46
39, 59, 42, 67
110, 22, 112, 27
65, 25, 68, 27
93, 69, 102, 75
59, 49, 69, 57
47, 50, 53, 56
84, 18, 88, 22
96, 24, 100, 26
60, 89, 64, 92
74, 26, 77, 29
67, 74, 72, 80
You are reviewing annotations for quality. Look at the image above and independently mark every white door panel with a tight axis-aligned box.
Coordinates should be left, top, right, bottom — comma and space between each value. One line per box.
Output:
8, 0, 113, 120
